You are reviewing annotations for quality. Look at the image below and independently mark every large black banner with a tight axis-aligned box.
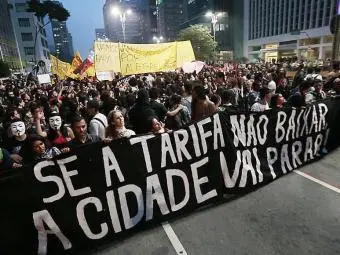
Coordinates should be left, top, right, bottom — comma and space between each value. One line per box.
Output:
1, 98, 340, 255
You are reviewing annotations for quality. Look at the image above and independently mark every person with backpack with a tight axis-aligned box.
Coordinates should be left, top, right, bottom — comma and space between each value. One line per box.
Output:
86, 100, 108, 140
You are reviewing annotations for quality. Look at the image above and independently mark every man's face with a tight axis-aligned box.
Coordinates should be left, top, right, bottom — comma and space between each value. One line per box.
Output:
49, 116, 62, 131
73, 119, 87, 138
10, 121, 26, 137
315, 83, 323, 93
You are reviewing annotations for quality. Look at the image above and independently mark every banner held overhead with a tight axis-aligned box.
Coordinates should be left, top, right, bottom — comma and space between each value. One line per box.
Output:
119, 43, 177, 75
94, 41, 196, 75
94, 42, 121, 73
0, 98, 339, 254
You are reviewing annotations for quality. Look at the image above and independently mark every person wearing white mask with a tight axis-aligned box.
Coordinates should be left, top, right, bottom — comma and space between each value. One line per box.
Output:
5, 119, 27, 164
47, 112, 74, 149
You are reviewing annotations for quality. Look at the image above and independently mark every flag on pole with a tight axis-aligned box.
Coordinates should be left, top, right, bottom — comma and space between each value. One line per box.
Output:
74, 50, 95, 75
71, 51, 83, 72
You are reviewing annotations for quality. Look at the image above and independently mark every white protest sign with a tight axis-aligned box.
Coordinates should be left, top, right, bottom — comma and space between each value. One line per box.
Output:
37, 74, 51, 84
96, 71, 114, 81
182, 61, 205, 74
182, 62, 196, 73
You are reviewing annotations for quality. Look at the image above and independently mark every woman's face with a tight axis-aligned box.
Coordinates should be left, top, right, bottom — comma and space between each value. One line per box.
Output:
12, 110, 21, 119
112, 111, 124, 129
152, 118, 162, 132
32, 140, 46, 155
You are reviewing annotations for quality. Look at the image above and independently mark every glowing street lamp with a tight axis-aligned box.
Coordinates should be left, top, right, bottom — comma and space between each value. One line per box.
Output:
111, 6, 133, 42
205, 11, 223, 42
153, 35, 163, 44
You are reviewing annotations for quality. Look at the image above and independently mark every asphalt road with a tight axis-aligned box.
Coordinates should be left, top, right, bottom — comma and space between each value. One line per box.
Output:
93, 148, 340, 255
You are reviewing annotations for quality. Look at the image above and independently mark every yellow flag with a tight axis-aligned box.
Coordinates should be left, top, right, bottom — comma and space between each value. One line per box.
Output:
71, 51, 83, 70
50, 55, 78, 80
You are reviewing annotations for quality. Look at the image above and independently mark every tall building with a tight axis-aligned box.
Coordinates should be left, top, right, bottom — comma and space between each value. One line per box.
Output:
95, 28, 108, 41
10, 0, 50, 71
244, 0, 338, 61
159, 0, 187, 42
103, 0, 150, 43
0, 0, 21, 69
182, 0, 243, 58
50, 1, 74, 62
149, 0, 159, 37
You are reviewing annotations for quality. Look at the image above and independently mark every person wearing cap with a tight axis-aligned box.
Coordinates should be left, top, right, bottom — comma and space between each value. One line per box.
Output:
86, 100, 108, 140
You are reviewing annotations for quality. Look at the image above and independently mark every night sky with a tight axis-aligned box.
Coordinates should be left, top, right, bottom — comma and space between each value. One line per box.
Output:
59, 0, 105, 58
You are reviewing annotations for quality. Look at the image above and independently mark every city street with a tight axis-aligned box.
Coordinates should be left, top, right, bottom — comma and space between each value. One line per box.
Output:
93, 148, 340, 255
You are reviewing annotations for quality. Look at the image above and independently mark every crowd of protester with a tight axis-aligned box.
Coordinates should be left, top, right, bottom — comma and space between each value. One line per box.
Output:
0, 60, 339, 170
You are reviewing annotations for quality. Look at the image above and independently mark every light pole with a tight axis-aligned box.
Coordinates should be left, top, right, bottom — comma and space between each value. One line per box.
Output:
153, 35, 163, 44
332, 0, 340, 61
0, 45, 4, 61
205, 11, 223, 42
112, 6, 132, 43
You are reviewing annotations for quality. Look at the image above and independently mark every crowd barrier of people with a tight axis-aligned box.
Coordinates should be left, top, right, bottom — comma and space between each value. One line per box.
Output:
0, 60, 339, 170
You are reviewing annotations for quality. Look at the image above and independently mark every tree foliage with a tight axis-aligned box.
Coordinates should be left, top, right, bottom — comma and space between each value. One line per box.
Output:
178, 24, 217, 60
0, 61, 11, 78
27, 0, 70, 22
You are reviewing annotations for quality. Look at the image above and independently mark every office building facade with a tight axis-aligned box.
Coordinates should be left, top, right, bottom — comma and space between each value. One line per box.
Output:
244, 0, 338, 61
10, 0, 50, 71
0, 0, 21, 69
103, 0, 150, 43
50, 1, 74, 62
182, 0, 244, 59
95, 28, 108, 41
158, 0, 187, 42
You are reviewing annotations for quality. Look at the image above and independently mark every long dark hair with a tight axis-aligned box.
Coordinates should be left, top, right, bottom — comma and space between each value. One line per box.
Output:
22, 135, 50, 163
106, 110, 122, 140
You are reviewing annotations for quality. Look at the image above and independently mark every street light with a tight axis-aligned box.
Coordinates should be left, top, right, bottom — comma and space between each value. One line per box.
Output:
153, 35, 163, 44
111, 6, 133, 43
205, 11, 223, 42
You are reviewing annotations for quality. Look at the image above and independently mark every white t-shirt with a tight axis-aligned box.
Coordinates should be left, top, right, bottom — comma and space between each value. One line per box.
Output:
251, 102, 270, 112
89, 113, 108, 140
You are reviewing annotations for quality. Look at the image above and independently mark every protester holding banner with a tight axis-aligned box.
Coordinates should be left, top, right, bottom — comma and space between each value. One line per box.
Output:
0, 58, 339, 169
105, 110, 135, 140
22, 135, 64, 163
68, 115, 101, 148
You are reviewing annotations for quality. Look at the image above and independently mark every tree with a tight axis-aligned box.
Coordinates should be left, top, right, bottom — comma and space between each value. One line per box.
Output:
178, 25, 217, 60
0, 61, 11, 78
26, 0, 70, 64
